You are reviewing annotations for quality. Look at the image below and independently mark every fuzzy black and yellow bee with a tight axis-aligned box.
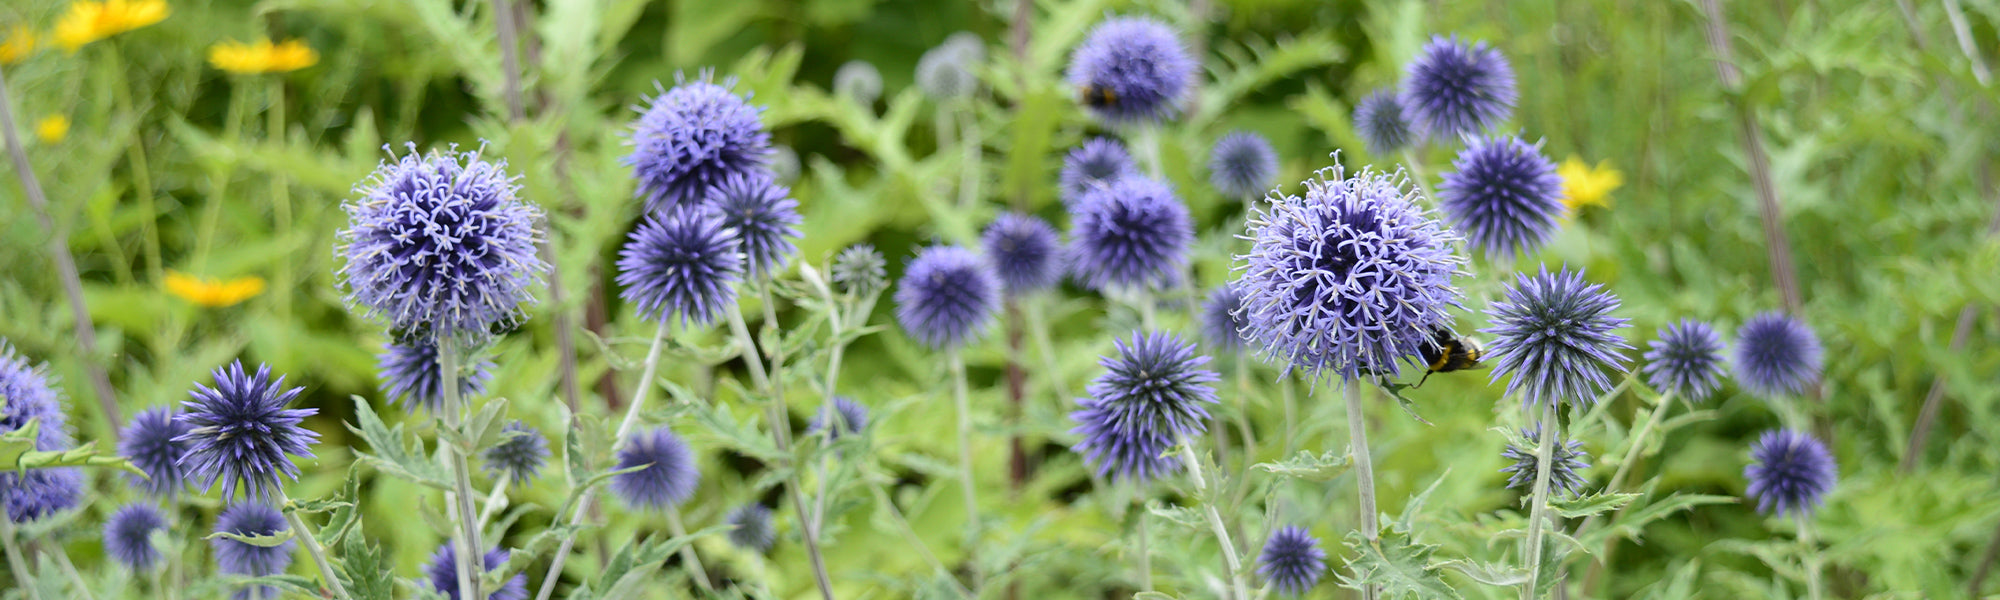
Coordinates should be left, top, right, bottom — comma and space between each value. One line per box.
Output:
1413, 326, 1484, 388
1079, 84, 1118, 109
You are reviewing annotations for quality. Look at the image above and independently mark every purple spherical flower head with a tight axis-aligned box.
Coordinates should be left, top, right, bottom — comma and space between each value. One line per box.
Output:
1067, 176, 1192, 291
1235, 163, 1465, 380
339, 145, 546, 345
1401, 34, 1516, 139
725, 503, 776, 552
377, 338, 495, 413
1060, 137, 1141, 206
611, 426, 701, 509
1481, 267, 1633, 409
894, 245, 1002, 350
104, 503, 168, 571
628, 74, 772, 214
6, 467, 80, 523
1069, 331, 1219, 482
1644, 319, 1728, 403
1732, 312, 1823, 397
1066, 16, 1195, 124
707, 172, 801, 278
615, 210, 744, 326
1354, 88, 1418, 156
481, 420, 549, 485
1199, 284, 1250, 354
1744, 429, 1836, 516
807, 396, 870, 440
426, 544, 528, 600
980, 212, 1063, 296
212, 502, 294, 580
1256, 526, 1326, 595
1209, 131, 1279, 200
1499, 426, 1591, 499
119, 407, 191, 497
1439, 135, 1563, 258
175, 361, 320, 501
0, 342, 68, 451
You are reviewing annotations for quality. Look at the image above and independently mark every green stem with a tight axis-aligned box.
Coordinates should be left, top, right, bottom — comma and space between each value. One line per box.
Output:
53, 547, 95, 600
809, 295, 854, 533
1344, 380, 1379, 600
867, 481, 973, 598
948, 348, 980, 573
0, 517, 40, 600
1134, 125, 1163, 180
1797, 512, 1823, 600
725, 304, 838, 600
533, 322, 671, 600
477, 471, 513, 531
1606, 392, 1675, 496
1177, 434, 1249, 600
1228, 352, 1260, 509
1282, 377, 1298, 456
1523, 400, 1560, 600
279, 490, 353, 600
957, 100, 982, 209
1402, 149, 1437, 204
438, 337, 484, 600
267, 77, 293, 319
1134, 492, 1153, 591
664, 508, 712, 590
1023, 296, 1072, 400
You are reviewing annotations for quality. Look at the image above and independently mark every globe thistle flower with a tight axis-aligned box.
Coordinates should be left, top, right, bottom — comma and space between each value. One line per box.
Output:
830, 243, 888, 297
628, 74, 771, 214
1400, 34, 1516, 139
980, 212, 1063, 296
1480, 267, 1633, 409
1199, 284, 1249, 354
118, 406, 190, 497
6, 467, 81, 523
1069, 331, 1219, 482
1067, 176, 1192, 291
1732, 312, 1823, 397
1065, 16, 1195, 125
916, 41, 980, 101
1060, 137, 1141, 206
104, 503, 168, 571
175, 361, 321, 501
1643, 319, 1728, 403
615, 210, 744, 326
1499, 427, 1591, 499
1208, 131, 1279, 200
211, 503, 295, 580
1439, 136, 1563, 258
376, 338, 495, 413
1353, 88, 1417, 156
807, 396, 870, 440
725, 503, 776, 552
1236, 163, 1465, 380
833, 60, 883, 106
894, 245, 1002, 350
610, 426, 701, 509
425, 544, 528, 600
338, 145, 547, 344
1744, 429, 1837, 516
0, 341, 70, 451
707, 172, 801, 278
481, 421, 549, 485
1257, 526, 1327, 595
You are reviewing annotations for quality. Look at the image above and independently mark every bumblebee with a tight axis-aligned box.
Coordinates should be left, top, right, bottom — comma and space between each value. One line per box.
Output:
1414, 326, 1484, 388
1079, 84, 1118, 109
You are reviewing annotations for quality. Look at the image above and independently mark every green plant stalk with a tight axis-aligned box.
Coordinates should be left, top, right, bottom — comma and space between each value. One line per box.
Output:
477, 471, 514, 530
948, 348, 980, 564
533, 321, 671, 600
1023, 295, 1072, 400
1523, 400, 1560, 600
1797, 512, 1823, 600
725, 304, 838, 600
1135, 124, 1163, 179
1344, 380, 1379, 600
1228, 352, 1261, 510
52, 548, 96, 600
1604, 392, 1676, 497
1282, 376, 1298, 456
278, 489, 352, 600
664, 508, 712, 590
1134, 491, 1153, 591
1176, 434, 1249, 600
957, 100, 982, 209
809, 292, 856, 532
0, 516, 40, 600
438, 336, 484, 600
267, 77, 293, 318
1402, 149, 1437, 203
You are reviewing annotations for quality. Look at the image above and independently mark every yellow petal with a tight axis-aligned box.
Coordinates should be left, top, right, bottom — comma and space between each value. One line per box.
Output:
34, 115, 68, 144
164, 271, 264, 308
0, 26, 34, 65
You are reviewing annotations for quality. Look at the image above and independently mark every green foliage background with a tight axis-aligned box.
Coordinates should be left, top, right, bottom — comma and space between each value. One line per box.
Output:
2, 0, 1999, 598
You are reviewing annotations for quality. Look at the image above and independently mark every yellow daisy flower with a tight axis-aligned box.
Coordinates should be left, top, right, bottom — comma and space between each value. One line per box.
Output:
0, 26, 34, 65
207, 38, 317, 74
53, 0, 169, 52
35, 115, 69, 143
165, 271, 266, 308
1559, 156, 1623, 214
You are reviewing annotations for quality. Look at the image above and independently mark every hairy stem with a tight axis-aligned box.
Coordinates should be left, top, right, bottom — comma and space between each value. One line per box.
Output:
1523, 401, 1560, 599
1177, 434, 1249, 600
1344, 380, 1379, 600
52, 546, 96, 600
533, 322, 670, 600
477, 471, 513, 531
948, 347, 982, 583
279, 490, 352, 600
1135, 493, 1154, 591
664, 508, 712, 590
1797, 512, 1823, 600
438, 337, 484, 600
726, 304, 838, 600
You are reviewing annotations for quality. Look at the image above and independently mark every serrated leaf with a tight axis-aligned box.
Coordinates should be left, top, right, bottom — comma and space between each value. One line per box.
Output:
345, 396, 453, 490
341, 528, 396, 600
1375, 381, 1435, 426
0, 421, 146, 477
1340, 524, 1462, 600
1143, 499, 1205, 530
230, 574, 325, 598
1438, 560, 1529, 587
206, 528, 297, 548
1549, 492, 1639, 519
1254, 449, 1352, 482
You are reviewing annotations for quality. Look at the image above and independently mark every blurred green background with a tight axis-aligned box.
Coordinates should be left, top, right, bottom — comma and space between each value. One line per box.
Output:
3, 0, 2000, 598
